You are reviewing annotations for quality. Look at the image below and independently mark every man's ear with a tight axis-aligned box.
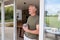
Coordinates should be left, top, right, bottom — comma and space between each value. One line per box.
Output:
35, 8, 37, 12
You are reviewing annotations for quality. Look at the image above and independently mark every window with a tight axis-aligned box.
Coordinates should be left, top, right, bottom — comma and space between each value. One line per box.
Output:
5, 5, 14, 40
0, 0, 17, 40
44, 0, 60, 40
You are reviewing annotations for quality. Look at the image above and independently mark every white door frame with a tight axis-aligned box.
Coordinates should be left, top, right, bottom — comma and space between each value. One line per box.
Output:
13, 0, 17, 40
1, 0, 17, 40
39, 0, 44, 40
1, 0, 5, 40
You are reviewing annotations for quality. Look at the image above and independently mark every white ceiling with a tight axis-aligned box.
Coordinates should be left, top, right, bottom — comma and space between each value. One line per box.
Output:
4, 0, 39, 10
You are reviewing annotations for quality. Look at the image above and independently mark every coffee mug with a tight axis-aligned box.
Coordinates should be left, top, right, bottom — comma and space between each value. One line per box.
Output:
23, 23, 28, 27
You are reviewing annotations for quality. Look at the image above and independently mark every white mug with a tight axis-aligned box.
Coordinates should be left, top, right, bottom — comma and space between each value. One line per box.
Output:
23, 24, 28, 27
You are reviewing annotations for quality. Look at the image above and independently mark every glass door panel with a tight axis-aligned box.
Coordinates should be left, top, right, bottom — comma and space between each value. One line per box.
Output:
4, 0, 14, 40
44, 0, 60, 40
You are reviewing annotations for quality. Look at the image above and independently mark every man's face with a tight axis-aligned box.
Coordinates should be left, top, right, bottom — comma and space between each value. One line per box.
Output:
28, 6, 36, 14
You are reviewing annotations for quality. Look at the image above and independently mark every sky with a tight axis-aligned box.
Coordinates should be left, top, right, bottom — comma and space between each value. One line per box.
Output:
45, 0, 60, 15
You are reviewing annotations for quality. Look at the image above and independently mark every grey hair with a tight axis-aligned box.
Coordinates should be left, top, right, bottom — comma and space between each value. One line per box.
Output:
28, 4, 37, 9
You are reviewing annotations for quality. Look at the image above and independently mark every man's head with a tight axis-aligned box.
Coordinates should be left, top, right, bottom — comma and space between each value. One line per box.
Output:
28, 4, 37, 16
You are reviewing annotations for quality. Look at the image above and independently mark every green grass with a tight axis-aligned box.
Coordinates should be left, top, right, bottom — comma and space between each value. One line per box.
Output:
0, 19, 13, 27
45, 16, 60, 28
5, 19, 13, 22
0, 19, 13, 22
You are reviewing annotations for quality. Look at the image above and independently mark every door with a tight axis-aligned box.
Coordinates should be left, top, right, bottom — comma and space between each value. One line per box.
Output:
0, 0, 17, 40
44, 0, 60, 40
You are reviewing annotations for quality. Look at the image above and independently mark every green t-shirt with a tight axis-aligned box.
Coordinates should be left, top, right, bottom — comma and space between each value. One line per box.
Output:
25, 15, 39, 39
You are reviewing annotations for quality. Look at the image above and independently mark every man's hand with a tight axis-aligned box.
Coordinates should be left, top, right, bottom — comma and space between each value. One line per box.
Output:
23, 26, 29, 32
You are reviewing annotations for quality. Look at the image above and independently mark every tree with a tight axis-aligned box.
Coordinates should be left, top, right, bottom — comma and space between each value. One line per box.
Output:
5, 6, 13, 20
44, 11, 48, 17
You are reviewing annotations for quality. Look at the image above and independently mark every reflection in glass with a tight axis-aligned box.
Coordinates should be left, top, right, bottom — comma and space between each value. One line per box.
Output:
44, 0, 60, 40
5, 6, 13, 27
4, 0, 14, 40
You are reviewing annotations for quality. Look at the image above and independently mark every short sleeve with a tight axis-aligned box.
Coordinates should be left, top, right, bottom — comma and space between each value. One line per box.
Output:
26, 16, 30, 24
36, 16, 39, 25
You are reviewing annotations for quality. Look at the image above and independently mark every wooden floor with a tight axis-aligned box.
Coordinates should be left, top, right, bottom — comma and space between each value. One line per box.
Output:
17, 28, 23, 40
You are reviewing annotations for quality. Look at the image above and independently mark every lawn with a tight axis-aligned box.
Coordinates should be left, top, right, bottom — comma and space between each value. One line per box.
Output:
45, 16, 60, 28
0, 19, 13, 22
5, 19, 13, 22
0, 19, 13, 27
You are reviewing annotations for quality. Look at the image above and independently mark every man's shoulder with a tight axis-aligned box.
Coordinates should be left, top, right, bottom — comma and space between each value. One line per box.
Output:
27, 16, 31, 20
28, 15, 39, 18
28, 16, 32, 18
36, 15, 39, 18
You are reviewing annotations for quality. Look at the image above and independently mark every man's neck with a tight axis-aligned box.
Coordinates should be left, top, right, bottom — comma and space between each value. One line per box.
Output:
31, 13, 36, 16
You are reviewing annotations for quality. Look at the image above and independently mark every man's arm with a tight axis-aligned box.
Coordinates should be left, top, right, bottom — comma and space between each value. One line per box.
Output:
23, 24, 39, 34
27, 24, 39, 34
